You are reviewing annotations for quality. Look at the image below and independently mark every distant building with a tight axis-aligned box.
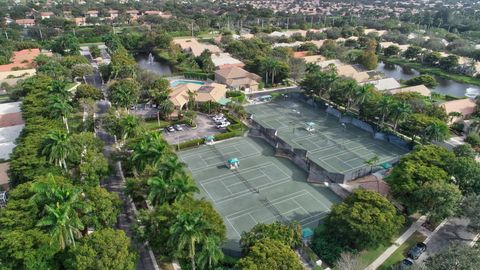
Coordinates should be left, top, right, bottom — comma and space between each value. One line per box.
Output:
169, 83, 228, 111
364, 78, 401, 91
15, 19, 35, 28
211, 53, 245, 70
108, 10, 119, 20
439, 98, 477, 123
40, 12, 54, 19
387, 85, 431, 97
215, 67, 262, 92
173, 38, 222, 57
73, 17, 86, 26
86, 10, 99, 18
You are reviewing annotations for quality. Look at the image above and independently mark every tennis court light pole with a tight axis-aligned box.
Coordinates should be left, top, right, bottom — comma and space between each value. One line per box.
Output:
341, 122, 347, 149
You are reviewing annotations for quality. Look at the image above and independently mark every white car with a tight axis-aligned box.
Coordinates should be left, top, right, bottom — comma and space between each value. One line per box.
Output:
216, 121, 230, 129
212, 116, 225, 122
214, 118, 227, 124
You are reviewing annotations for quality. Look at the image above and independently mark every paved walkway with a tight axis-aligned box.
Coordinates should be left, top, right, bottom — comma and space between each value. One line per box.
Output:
365, 216, 427, 270
96, 86, 158, 270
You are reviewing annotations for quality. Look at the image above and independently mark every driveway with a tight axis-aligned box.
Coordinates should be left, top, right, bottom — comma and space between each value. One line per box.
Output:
163, 114, 220, 144
417, 218, 478, 265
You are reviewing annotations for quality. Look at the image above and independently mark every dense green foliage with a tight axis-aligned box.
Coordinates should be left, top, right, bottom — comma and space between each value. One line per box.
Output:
312, 190, 404, 264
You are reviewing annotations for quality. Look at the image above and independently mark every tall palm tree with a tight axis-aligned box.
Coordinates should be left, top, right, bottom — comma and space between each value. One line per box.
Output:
169, 211, 209, 270
40, 130, 72, 170
37, 202, 84, 250
197, 236, 224, 270
425, 122, 449, 142
147, 176, 170, 206
48, 95, 73, 133
170, 177, 199, 203
130, 132, 167, 172
158, 155, 186, 180
118, 114, 139, 142
353, 84, 372, 108
391, 102, 412, 131
378, 95, 394, 127
158, 99, 175, 120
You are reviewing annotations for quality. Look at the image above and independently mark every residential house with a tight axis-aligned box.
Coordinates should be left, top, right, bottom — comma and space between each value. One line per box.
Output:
387, 85, 431, 96
439, 98, 477, 123
169, 83, 228, 111
0, 101, 24, 190
108, 10, 119, 20
211, 53, 245, 70
144, 10, 172, 19
87, 10, 99, 18
215, 67, 262, 92
40, 12, 54, 19
173, 38, 222, 57
73, 17, 86, 26
380, 42, 410, 52
336, 65, 370, 83
364, 78, 401, 91
126, 10, 139, 21
15, 19, 35, 28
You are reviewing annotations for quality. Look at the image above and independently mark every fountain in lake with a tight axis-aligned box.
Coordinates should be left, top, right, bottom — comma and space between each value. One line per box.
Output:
147, 53, 154, 65
465, 87, 480, 98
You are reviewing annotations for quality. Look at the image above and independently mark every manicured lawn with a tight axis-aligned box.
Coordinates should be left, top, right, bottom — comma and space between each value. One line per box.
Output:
360, 243, 390, 266
384, 58, 480, 87
378, 231, 427, 270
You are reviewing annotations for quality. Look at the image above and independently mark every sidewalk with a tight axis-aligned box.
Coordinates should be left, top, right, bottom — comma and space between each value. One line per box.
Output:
365, 216, 427, 270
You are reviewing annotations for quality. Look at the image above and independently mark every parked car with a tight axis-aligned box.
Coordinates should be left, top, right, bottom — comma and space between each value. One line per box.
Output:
214, 118, 226, 124
174, 124, 183, 131
216, 121, 231, 129
212, 116, 226, 122
408, 242, 427, 260
399, 258, 414, 269
166, 126, 175, 132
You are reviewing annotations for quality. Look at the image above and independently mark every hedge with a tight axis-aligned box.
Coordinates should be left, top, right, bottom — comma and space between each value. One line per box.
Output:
174, 138, 204, 151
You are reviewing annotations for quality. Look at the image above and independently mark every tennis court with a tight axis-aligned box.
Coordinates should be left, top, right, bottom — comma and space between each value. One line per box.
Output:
246, 100, 408, 175
178, 137, 341, 252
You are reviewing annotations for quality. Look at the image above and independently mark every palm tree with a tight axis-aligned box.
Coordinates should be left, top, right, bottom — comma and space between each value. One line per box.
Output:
40, 130, 72, 170
118, 114, 139, 142
353, 84, 372, 108
48, 95, 73, 133
197, 236, 224, 270
391, 102, 412, 131
158, 155, 186, 180
169, 211, 209, 270
37, 202, 84, 250
425, 122, 449, 142
147, 176, 169, 206
130, 132, 167, 172
378, 95, 394, 127
170, 177, 199, 203
158, 99, 175, 120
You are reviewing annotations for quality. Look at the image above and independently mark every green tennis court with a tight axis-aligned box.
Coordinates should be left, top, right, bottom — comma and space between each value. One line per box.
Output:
178, 137, 341, 252
246, 100, 408, 174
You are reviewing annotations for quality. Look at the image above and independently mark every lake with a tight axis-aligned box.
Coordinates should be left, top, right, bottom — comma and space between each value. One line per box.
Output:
135, 54, 172, 76
376, 61, 480, 98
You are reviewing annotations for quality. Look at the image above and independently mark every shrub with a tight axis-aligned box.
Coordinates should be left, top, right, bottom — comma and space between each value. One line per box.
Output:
466, 132, 480, 147
174, 138, 204, 150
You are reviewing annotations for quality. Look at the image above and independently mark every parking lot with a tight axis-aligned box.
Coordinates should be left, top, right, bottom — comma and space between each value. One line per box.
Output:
163, 114, 224, 144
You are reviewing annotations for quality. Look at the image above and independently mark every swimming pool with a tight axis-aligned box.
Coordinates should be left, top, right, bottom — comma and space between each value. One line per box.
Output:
170, 80, 205, 87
